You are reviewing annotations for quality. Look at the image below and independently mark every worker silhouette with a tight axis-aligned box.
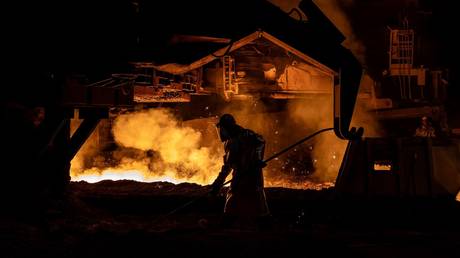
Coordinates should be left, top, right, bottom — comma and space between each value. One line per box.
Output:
414, 116, 436, 138
211, 114, 271, 230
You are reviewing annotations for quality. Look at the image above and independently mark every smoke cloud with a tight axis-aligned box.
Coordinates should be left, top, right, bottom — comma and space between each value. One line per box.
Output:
71, 109, 223, 185
313, 0, 366, 64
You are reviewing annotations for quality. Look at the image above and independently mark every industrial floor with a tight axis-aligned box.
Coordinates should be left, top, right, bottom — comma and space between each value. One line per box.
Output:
2, 181, 460, 258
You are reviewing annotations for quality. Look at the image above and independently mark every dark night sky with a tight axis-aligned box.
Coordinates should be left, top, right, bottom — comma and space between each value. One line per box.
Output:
1, 0, 459, 109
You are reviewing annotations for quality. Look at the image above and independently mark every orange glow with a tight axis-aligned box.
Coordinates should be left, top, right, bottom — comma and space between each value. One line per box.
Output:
71, 109, 223, 185
265, 179, 334, 190
373, 162, 392, 171
70, 108, 338, 189
72, 169, 183, 184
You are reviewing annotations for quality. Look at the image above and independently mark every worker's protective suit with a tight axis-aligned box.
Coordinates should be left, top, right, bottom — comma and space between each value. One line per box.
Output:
211, 115, 270, 219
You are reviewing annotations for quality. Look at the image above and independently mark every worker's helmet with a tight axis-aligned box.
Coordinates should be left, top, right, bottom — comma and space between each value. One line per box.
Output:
216, 114, 236, 129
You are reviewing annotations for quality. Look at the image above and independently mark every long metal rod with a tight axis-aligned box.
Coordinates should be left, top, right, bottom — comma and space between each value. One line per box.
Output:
265, 127, 333, 163
222, 127, 333, 186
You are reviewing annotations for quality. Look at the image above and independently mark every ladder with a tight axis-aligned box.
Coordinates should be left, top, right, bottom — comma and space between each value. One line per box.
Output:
389, 20, 415, 100
221, 55, 238, 100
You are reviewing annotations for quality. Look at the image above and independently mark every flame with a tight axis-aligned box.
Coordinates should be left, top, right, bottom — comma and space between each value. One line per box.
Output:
72, 169, 182, 184
71, 159, 194, 184
70, 108, 338, 189
71, 109, 223, 185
